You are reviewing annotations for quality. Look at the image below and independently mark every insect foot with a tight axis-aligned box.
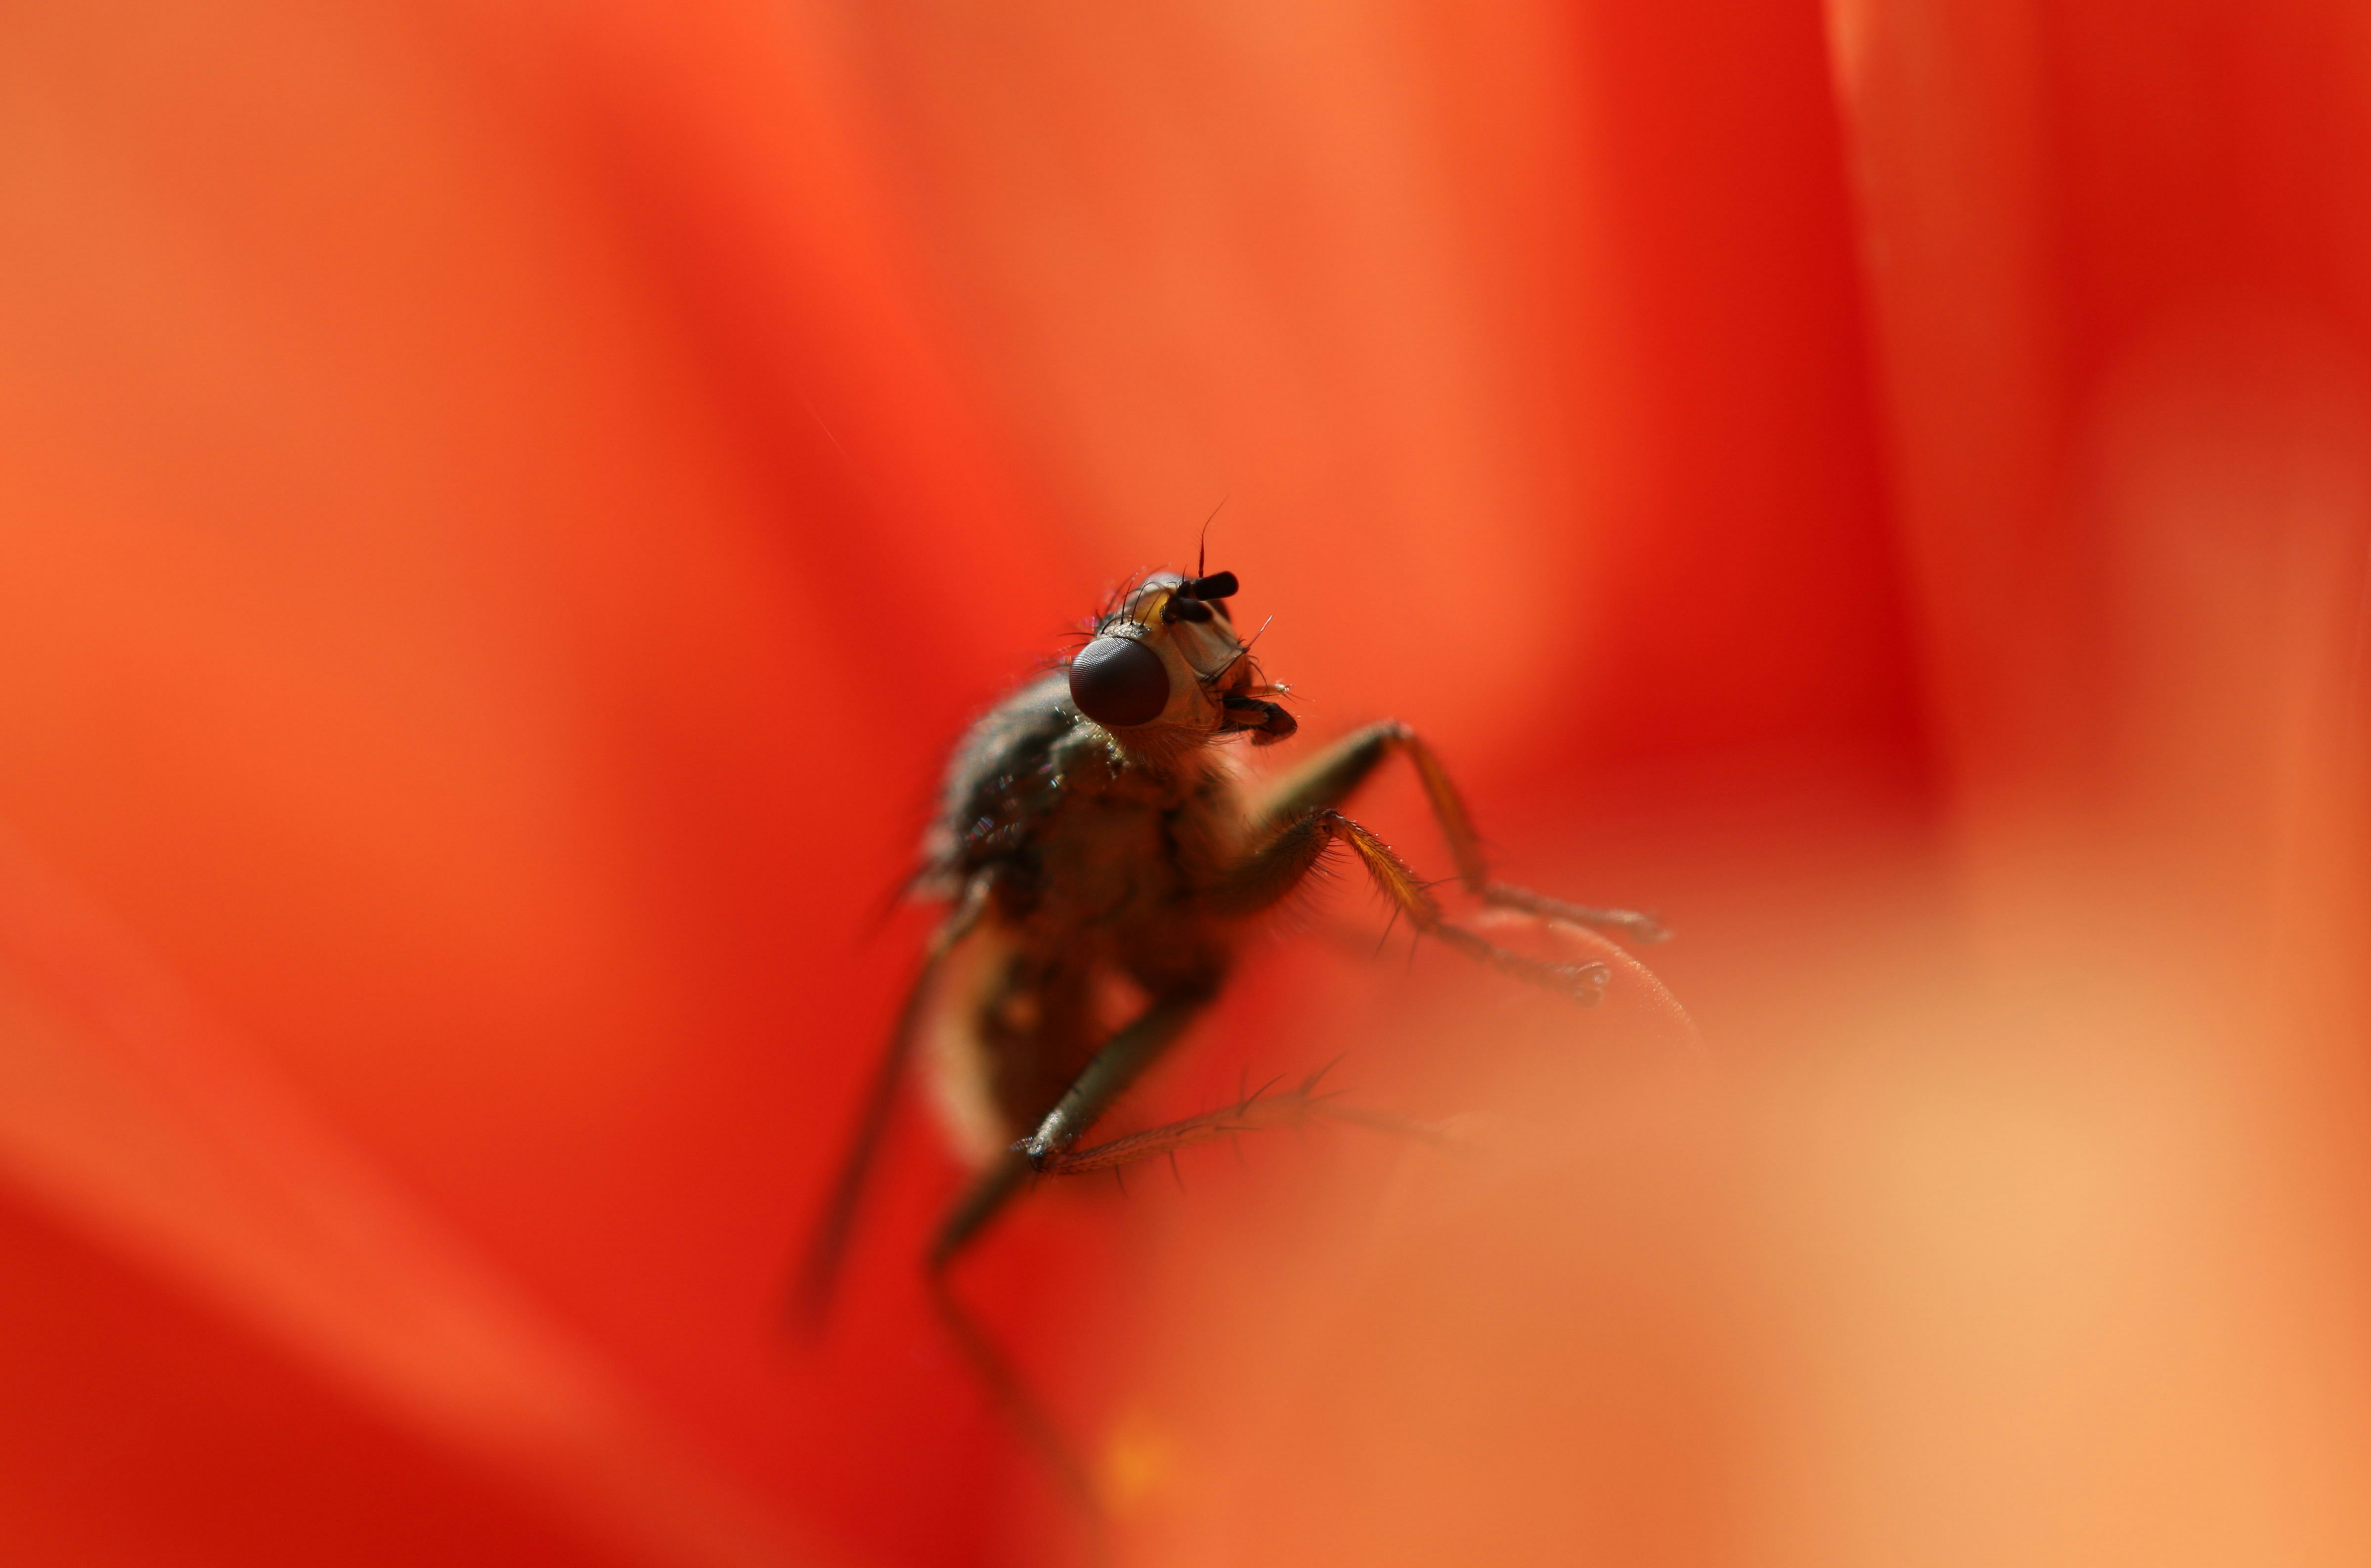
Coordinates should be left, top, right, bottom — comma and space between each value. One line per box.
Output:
1482, 882, 1671, 945
1431, 923, 1613, 1003
1550, 959, 1614, 1003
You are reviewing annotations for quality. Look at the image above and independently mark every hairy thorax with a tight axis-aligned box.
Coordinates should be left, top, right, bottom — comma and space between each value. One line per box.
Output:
1010, 744, 1241, 992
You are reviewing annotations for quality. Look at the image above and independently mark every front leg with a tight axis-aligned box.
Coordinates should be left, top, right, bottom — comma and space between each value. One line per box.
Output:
1249, 720, 1668, 944
1213, 805, 1610, 1002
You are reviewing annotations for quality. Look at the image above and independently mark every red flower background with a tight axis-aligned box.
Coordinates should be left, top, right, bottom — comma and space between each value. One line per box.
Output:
4, 0, 2371, 1564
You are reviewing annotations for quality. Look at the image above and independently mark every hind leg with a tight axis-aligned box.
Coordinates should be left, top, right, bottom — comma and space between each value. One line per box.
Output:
921, 982, 1218, 1558
925, 1153, 1101, 1549
1029, 1060, 1468, 1178
795, 878, 993, 1320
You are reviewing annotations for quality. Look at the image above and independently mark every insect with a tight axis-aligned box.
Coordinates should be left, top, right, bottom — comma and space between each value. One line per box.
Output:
800, 562, 1668, 1512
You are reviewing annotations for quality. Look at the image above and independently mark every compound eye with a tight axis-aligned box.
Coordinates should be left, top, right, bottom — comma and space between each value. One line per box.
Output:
1069, 637, 1171, 728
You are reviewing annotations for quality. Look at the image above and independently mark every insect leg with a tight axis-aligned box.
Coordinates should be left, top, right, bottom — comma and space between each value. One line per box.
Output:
924, 981, 1219, 1270
1030, 1071, 1319, 1176
917, 991, 1215, 1556
913, 984, 1219, 1496
795, 877, 991, 1322
929, 1148, 1032, 1271
926, 1267, 1108, 1549
926, 1191, 1113, 1560
1249, 720, 1668, 943
1474, 881, 1670, 943
1219, 805, 1611, 1002
916, 1150, 1107, 1543
1031, 1062, 1467, 1177
1005, 983, 1220, 1172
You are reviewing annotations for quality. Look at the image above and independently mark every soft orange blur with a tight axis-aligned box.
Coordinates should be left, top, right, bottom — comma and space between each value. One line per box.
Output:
2, 0, 2369, 1565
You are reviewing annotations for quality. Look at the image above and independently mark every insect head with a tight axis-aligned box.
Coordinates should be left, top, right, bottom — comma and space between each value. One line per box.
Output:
1067, 569, 1296, 743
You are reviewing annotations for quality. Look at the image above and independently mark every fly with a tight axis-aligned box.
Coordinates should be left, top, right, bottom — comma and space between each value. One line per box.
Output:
799, 561, 1670, 1530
